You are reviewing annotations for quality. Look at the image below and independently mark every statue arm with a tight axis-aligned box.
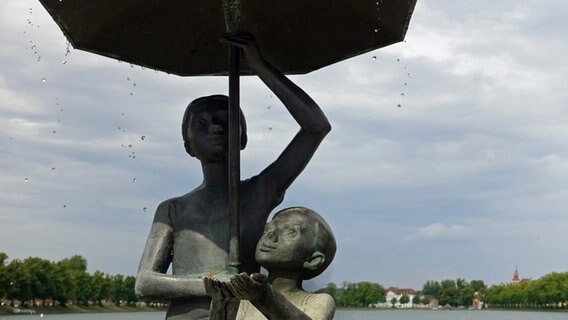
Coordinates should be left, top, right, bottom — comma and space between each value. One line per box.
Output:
225, 273, 311, 320
135, 203, 207, 300
222, 33, 331, 215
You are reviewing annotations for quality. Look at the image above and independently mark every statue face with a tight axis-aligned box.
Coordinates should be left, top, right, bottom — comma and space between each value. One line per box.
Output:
187, 108, 229, 162
255, 213, 314, 270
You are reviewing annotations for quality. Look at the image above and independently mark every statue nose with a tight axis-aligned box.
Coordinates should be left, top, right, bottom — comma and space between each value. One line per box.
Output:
209, 124, 224, 134
267, 231, 278, 242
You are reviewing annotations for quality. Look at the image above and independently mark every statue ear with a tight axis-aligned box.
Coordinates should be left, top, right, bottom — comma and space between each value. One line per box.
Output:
240, 132, 248, 150
303, 251, 325, 271
184, 141, 195, 157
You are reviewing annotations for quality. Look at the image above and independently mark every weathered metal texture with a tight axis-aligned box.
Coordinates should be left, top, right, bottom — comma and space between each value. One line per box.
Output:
38, 0, 417, 76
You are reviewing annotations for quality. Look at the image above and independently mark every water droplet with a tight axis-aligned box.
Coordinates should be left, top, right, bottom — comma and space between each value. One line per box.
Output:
141, 136, 146, 141
62, 60, 67, 65
143, 207, 148, 213
118, 127, 121, 130
51, 167, 56, 172
268, 127, 272, 132
397, 104, 402, 108
133, 83, 137, 87
404, 83, 407, 86
127, 77, 130, 81
37, 56, 41, 62
122, 113, 125, 116
372, 56, 377, 60
52, 130, 57, 133
401, 93, 405, 97
31, 45, 36, 50
130, 64, 134, 68
267, 105, 272, 110
128, 144, 132, 148
132, 155, 136, 159
63, 204, 66, 208
132, 178, 137, 182
41, 78, 46, 83
24, 178, 29, 182
10, 282, 13, 286
129, 92, 133, 96
40, 314, 44, 318
374, 29, 379, 33
397, 58, 400, 62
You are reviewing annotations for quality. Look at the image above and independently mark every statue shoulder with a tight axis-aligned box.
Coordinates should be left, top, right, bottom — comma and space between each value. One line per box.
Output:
303, 292, 335, 319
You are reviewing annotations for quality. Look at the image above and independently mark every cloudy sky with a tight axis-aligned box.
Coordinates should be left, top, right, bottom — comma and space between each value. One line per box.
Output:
1, 0, 567, 291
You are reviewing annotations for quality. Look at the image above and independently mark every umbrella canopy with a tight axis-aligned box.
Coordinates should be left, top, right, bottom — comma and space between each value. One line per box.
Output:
39, 0, 417, 76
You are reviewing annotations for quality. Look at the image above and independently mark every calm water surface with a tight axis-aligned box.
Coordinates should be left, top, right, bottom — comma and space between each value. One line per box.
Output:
1, 310, 566, 320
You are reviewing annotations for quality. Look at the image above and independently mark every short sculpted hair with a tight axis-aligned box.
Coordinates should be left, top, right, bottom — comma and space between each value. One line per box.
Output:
273, 207, 337, 280
181, 95, 247, 156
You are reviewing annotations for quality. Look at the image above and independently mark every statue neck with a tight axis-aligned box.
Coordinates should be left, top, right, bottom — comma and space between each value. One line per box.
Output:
201, 161, 229, 187
268, 270, 304, 293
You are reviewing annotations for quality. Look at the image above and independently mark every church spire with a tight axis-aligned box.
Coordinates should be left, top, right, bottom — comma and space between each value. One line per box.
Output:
512, 266, 520, 284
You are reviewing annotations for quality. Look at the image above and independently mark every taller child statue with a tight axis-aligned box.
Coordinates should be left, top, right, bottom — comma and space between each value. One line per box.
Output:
135, 33, 331, 320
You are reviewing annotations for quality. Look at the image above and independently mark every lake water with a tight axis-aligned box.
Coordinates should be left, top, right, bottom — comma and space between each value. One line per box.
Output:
1, 310, 566, 320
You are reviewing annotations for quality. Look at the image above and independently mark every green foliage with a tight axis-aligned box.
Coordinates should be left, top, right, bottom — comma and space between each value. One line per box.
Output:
412, 295, 421, 304
0, 253, 142, 307
485, 272, 568, 309
336, 282, 386, 307
399, 294, 410, 304
421, 278, 487, 307
422, 280, 441, 297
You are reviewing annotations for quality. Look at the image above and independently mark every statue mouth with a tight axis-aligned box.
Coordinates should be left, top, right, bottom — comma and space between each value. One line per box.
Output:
259, 243, 276, 252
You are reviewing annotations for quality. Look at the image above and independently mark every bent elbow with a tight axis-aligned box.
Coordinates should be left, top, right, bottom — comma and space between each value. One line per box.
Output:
134, 273, 149, 299
305, 120, 331, 136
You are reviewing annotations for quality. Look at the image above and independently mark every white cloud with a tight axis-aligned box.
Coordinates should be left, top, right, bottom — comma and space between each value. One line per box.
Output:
404, 223, 472, 241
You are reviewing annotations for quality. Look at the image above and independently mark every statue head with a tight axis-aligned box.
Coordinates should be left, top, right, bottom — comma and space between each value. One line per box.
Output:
181, 95, 247, 162
255, 207, 336, 280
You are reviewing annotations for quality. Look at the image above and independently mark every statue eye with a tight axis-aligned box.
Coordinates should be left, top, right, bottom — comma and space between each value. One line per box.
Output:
287, 229, 297, 237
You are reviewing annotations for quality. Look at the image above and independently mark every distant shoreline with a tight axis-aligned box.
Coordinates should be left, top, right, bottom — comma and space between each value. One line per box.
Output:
0, 305, 167, 315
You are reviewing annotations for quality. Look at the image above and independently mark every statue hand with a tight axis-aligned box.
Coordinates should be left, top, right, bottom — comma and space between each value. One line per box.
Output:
220, 32, 265, 70
227, 272, 268, 301
204, 276, 234, 302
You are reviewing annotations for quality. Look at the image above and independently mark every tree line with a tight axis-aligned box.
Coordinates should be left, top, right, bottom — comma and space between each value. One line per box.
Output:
0, 253, 138, 307
484, 272, 568, 309
2, 252, 567, 309
317, 272, 568, 309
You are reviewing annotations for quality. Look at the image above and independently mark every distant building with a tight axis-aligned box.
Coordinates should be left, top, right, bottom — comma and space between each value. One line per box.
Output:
512, 266, 520, 284
511, 266, 531, 285
471, 291, 484, 309
384, 287, 416, 308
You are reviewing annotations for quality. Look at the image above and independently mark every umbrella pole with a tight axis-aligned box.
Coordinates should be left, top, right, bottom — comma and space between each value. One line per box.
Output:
227, 44, 241, 275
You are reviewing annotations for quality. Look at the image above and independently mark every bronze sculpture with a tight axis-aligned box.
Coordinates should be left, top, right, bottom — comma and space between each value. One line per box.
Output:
205, 207, 337, 320
135, 33, 331, 320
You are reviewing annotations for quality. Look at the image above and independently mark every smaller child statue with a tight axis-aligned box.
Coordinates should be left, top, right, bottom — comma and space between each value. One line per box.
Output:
205, 207, 337, 320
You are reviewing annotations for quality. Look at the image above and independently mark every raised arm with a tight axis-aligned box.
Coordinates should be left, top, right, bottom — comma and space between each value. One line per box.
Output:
222, 33, 331, 210
135, 201, 207, 300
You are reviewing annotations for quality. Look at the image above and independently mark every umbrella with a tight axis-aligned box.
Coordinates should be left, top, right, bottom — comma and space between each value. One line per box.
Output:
38, 0, 416, 76
38, 0, 417, 272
